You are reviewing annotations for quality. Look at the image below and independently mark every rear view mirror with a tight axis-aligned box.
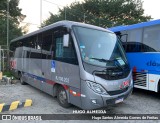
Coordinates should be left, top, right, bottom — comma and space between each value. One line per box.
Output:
63, 34, 69, 47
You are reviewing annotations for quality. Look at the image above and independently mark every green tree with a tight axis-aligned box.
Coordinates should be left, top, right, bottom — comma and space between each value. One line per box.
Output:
0, 0, 26, 47
42, 0, 151, 28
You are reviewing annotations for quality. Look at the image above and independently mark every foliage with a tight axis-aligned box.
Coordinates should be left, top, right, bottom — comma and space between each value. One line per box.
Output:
42, 0, 151, 28
0, 0, 26, 47
3, 71, 15, 79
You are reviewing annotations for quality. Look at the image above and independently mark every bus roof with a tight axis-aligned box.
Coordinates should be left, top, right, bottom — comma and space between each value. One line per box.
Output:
11, 20, 112, 43
109, 19, 160, 32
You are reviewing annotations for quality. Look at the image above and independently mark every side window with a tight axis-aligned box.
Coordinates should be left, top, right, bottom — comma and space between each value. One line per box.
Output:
54, 29, 78, 65
17, 40, 23, 48
141, 44, 156, 52
143, 26, 159, 52
124, 42, 155, 52
28, 34, 43, 59
55, 37, 63, 58
37, 34, 42, 50
28, 36, 37, 49
23, 38, 30, 48
64, 37, 77, 61
42, 30, 53, 59
125, 43, 141, 52
30, 52, 41, 59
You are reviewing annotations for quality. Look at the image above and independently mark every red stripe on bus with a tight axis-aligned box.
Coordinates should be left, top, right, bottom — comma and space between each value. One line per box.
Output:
69, 90, 73, 93
69, 89, 81, 97
77, 93, 81, 97
46, 80, 56, 85
62, 85, 69, 90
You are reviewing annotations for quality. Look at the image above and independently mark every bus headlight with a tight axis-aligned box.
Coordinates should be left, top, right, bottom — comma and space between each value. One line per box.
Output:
86, 81, 108, 95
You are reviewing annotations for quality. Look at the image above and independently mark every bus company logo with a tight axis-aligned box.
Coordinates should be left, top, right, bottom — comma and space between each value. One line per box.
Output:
108, 71, 123, 76
120, 80, 129, 89
146, 61, 160, 67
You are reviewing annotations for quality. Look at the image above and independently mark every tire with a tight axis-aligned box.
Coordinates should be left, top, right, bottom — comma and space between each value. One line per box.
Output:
19, 73, 26, 85
57, 86, 71, 108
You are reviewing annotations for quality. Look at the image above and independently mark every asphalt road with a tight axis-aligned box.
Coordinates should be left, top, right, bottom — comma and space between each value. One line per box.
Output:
0, 81, 160, 123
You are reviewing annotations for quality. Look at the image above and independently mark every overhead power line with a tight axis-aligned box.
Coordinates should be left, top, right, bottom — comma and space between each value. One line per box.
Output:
20, 22, 40, 26
43, 0, 64, 7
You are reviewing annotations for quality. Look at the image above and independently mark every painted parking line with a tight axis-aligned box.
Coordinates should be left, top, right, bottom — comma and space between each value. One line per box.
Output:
0, 99, 32, 112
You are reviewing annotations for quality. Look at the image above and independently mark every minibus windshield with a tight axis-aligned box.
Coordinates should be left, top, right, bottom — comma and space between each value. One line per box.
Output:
73, 26, 128, 67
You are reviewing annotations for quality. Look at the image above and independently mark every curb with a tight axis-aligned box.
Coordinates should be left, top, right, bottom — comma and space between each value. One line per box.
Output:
0, 99, 32, 112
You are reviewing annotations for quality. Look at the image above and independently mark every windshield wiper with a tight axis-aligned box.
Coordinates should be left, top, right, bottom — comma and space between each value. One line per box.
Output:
90, 57, 124, 70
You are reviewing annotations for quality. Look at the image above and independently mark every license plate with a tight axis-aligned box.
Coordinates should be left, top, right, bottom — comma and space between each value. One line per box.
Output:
115, 98, 124, 104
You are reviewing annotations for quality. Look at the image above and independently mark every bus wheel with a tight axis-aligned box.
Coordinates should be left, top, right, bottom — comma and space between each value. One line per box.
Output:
19, 73, 26, 85
57, 86, 71, 108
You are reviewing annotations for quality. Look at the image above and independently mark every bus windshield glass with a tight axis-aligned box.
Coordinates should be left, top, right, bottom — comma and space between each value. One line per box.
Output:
73, 26, 128, 67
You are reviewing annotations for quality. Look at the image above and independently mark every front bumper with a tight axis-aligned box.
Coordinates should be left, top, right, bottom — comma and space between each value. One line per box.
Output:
80, 80, 133, 110
103, 87, 133, 106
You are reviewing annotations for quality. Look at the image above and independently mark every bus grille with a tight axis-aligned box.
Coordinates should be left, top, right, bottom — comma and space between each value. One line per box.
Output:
107, 87, 128, 96
133, 72, 147, 87
95, 69, 130, 80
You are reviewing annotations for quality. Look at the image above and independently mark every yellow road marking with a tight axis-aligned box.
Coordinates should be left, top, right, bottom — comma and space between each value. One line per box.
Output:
0, 103, 5, 112
9, 101, 20, 110
24, 99, 32, 107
